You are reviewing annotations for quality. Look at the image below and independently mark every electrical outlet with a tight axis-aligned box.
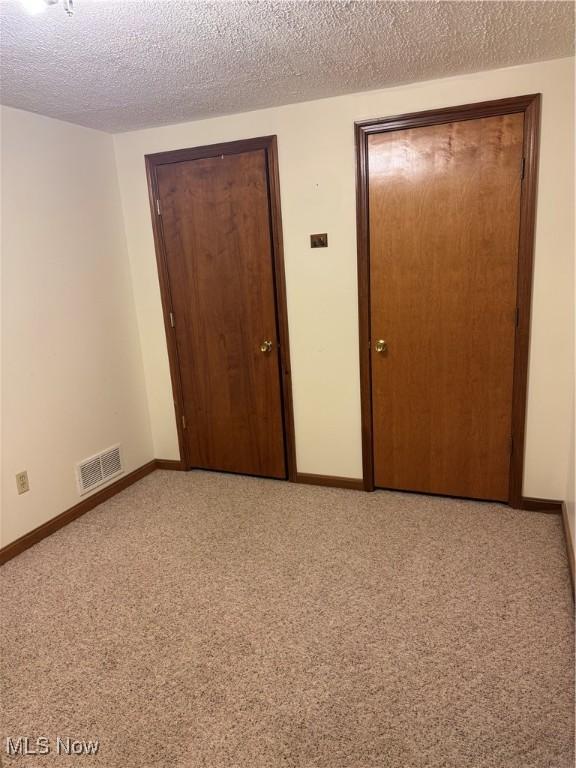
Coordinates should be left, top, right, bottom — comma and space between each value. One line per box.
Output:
16, 471, 29, 495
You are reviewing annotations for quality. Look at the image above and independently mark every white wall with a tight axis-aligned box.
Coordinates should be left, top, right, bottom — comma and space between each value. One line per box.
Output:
1, 106, 153, 547
114, 57, 575, 499
566, 405, 575, 552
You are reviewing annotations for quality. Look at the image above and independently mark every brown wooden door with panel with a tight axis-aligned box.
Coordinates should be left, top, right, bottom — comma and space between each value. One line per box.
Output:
155, 148, 287, 478
368, 113, 524, 500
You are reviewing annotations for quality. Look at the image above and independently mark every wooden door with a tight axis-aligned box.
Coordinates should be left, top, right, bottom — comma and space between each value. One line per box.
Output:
368, 113, 524, 501
155, 147, 287, 478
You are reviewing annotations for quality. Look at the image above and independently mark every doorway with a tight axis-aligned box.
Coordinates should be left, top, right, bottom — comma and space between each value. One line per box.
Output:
146, 136, 296, 480
355, 95, 540, 506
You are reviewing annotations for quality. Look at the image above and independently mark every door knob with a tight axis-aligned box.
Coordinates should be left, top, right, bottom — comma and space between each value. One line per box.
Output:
260, 340, 273, 353
374, 339, 388, 354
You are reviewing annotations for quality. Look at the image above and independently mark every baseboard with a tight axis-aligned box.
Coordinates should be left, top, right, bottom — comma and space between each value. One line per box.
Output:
155, 459, 187, 470
561, 501, 575, 598
519, 496, 563, 513
0, 460, 157, 566
294, 472, 364, 491
4, 462, 570, 588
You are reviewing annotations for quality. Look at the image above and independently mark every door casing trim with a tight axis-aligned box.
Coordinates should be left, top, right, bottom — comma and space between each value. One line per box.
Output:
355, 94, 541, 507
145, 136, 297, 481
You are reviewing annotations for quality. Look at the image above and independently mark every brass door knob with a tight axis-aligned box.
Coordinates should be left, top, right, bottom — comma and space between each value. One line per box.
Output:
374, 339, 388, 354
260, 340, 273, 353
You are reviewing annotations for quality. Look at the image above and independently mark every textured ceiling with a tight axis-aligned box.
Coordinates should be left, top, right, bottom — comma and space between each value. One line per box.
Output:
0, 0, 574, 133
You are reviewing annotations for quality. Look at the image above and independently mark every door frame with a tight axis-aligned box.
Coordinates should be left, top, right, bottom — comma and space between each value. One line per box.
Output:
355, 94, 541, 507
145, 135, 297, 481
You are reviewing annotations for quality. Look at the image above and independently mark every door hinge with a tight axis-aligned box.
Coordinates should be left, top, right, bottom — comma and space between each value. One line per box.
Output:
521, 157, 526, 180
156, 198, 162, 216
181, 414, 187, 430
169, 311, 175, 328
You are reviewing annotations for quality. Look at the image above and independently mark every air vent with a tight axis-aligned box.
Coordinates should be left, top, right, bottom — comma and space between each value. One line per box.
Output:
101, 446, 122, 478
79, 457, 102, 492
76, 444, 123, 495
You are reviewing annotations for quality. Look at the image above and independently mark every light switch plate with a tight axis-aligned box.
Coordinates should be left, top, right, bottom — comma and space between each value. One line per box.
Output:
310, 233, 328, 248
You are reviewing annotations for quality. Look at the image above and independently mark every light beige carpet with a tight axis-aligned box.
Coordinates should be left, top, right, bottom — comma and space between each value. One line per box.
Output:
1, 470, 573, 767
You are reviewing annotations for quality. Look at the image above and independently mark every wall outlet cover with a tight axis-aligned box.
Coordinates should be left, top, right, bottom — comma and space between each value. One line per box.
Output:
16, 471, 29, 495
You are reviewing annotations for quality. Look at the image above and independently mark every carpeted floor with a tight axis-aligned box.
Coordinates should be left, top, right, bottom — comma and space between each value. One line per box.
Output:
1, 470, 574, 767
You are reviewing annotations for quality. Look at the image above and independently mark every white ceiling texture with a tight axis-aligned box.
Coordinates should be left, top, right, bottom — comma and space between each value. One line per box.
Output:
0, 0, 573, 133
